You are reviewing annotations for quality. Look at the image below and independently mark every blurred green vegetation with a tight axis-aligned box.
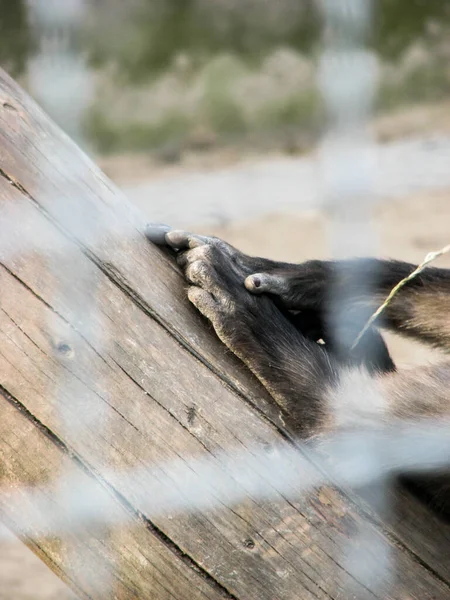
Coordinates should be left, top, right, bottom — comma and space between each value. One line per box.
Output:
1, 0, 450, 155
83, 0, 450, 155
85, 49, 322, 155
87, 0, 450, 82
88, 0, 319, 81
0, 0, 31, 76
374, 0, 450, 58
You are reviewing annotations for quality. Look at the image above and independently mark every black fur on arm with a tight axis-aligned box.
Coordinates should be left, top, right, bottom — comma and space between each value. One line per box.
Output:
245, 258, 450, 350
146, 225, 450, 520
146, 225, 394, 435
214, 294, 340, 436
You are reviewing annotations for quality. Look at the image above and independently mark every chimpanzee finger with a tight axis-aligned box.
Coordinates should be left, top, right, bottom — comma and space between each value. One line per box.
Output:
145, 223, 172, 245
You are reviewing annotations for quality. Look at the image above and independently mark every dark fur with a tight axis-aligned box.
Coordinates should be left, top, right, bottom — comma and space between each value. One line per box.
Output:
147, 225, 450, 519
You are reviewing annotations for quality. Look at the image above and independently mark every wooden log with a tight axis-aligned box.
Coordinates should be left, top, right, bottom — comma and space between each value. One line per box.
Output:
0, 67, 450, 600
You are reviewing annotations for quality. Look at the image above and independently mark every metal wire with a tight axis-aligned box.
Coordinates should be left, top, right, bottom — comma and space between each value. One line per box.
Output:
0, 2, 448, 598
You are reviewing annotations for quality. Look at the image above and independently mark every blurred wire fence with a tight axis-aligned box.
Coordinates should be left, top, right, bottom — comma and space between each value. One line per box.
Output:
2, 1, 449, 157
0, 1, 450, 599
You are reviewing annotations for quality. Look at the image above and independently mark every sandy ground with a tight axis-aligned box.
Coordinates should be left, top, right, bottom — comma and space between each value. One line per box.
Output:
1, 160, 449, 598
119, 134, 450, 228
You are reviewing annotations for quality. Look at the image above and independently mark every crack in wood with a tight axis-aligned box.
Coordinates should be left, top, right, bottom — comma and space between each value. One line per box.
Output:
2, 156, 450, 595
0, 164, 291, 441
0, 383, 240, 600
0, 261, 112, 370
108, 355, 214, 453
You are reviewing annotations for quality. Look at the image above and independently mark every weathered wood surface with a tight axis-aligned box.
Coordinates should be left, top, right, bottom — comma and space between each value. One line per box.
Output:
0, 67, 450, 600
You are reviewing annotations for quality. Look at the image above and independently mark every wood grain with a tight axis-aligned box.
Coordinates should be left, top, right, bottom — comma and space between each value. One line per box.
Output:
0, 68, 449, 599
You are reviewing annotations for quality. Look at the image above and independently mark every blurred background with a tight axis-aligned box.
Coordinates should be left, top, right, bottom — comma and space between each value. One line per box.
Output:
1, 1, 450, 598
4, 0, 450, 162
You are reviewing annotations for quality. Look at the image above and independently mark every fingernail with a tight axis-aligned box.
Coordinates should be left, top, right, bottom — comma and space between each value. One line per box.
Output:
145, 223, 171, 244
